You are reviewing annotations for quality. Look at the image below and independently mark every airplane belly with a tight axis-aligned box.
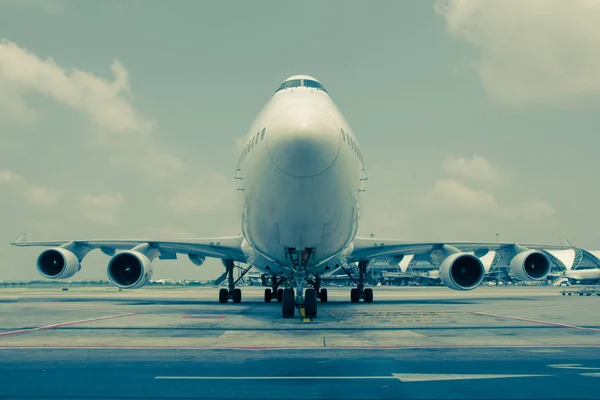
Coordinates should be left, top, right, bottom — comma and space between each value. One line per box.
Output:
244, 153, 358, 267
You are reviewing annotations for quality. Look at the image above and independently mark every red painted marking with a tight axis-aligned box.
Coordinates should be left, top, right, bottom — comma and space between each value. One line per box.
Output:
471, 311, 600, 333
182, 316, 227, 320
0, 312, 137, 337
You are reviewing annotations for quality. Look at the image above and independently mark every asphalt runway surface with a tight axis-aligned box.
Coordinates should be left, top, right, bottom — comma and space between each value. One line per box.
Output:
0, 285, 599, 399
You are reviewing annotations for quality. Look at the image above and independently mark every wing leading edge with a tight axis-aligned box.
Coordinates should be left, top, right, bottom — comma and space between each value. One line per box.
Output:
10, 233, 247, 263
350, 237, 572, 263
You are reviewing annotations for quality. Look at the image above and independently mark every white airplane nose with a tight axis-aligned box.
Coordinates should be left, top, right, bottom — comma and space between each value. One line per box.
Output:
267, 104, 341, 178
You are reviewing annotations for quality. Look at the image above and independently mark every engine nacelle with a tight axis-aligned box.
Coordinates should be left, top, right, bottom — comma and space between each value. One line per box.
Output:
439, 252, 485, 291
188, 254, 206, 266
509, 250, 550, 281
37, 248, 81, 279
107, 251, 153, 289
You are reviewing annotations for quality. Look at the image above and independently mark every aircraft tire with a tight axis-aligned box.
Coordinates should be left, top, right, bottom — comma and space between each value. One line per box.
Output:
320, 288, 328, 303
218, 288, 228, 303
364, 288, 374, 303
232, 288, 242, 303
350, 288, 360, 303
277, 288, 283, 302
282, 289, 295, 318
305, 289, 317, 318
264, 288, 272, 302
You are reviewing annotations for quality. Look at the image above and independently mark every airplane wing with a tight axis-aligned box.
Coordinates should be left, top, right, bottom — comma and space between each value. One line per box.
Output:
349, 237, 571, 263
10, 233, 247, 263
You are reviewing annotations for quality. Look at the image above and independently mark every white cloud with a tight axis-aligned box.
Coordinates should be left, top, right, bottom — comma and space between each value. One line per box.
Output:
24, 185, 59, 207
0, 169, 59, 206
0, 82, 37, 124
0, 39, 150, 133
0, 169, 21, 183
140, 147, 185, 178
507, 200, 556, 221
436, 0, 600, 105
443, 155, 496, 181
0, 39, 184, 178
78, 193, 124, 224
420, 156, 556, 222
424, 179, 499, 213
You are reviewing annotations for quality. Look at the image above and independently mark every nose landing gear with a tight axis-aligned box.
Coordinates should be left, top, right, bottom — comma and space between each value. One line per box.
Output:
281, 248, 318, 319
304, 288, 318, 318
282, 288, 295, 318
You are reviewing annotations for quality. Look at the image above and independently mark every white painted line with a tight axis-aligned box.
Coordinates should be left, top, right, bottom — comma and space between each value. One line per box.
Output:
155, 376, 394, 380
580, 373, 600, 378
392, 374, 552, 382
471, 312, 600, 333
527, 349, 564, 353
548, 364, 600, 370
0, 312, 137, 337
156, 373, 552, 382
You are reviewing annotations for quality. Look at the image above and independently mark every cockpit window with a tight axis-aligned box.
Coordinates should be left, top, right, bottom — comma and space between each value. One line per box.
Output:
304, 79, 327, 92
276, 78, 328, 93
277, 79, 302, 92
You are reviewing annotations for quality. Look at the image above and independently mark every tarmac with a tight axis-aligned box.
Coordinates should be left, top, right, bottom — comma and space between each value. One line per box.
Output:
0, 285, 599, 399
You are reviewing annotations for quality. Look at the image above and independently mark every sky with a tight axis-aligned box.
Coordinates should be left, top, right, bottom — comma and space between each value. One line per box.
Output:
1, 0, 600, 281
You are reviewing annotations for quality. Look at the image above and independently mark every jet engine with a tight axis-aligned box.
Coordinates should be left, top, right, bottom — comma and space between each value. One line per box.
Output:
439, 252, 485, 291
107, 251, 153, 289
36, 248, 81, 279
509, 250, 550, 281
188, 254, 206, 266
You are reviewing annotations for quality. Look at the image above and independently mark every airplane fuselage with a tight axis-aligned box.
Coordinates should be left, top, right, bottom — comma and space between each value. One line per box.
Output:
237, 76, 365, 275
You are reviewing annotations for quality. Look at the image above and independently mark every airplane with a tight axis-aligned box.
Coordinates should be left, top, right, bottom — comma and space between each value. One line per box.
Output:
565, 269, 600, 284
11, 74, 570, 318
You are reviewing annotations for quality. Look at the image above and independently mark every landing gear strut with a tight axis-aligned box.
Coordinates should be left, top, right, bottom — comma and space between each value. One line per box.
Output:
344, 260, 374, 303
264, 276, 286, 303
218, 260, 251, 304
281, 248, 317, 318
308, 275, 327, 303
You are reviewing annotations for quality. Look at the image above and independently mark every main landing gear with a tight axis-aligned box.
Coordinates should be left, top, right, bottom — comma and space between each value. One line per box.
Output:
218, 260, 251, 304
344, 260, 374, 303
263, 276, 285, 303
308, 274, 328, 303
